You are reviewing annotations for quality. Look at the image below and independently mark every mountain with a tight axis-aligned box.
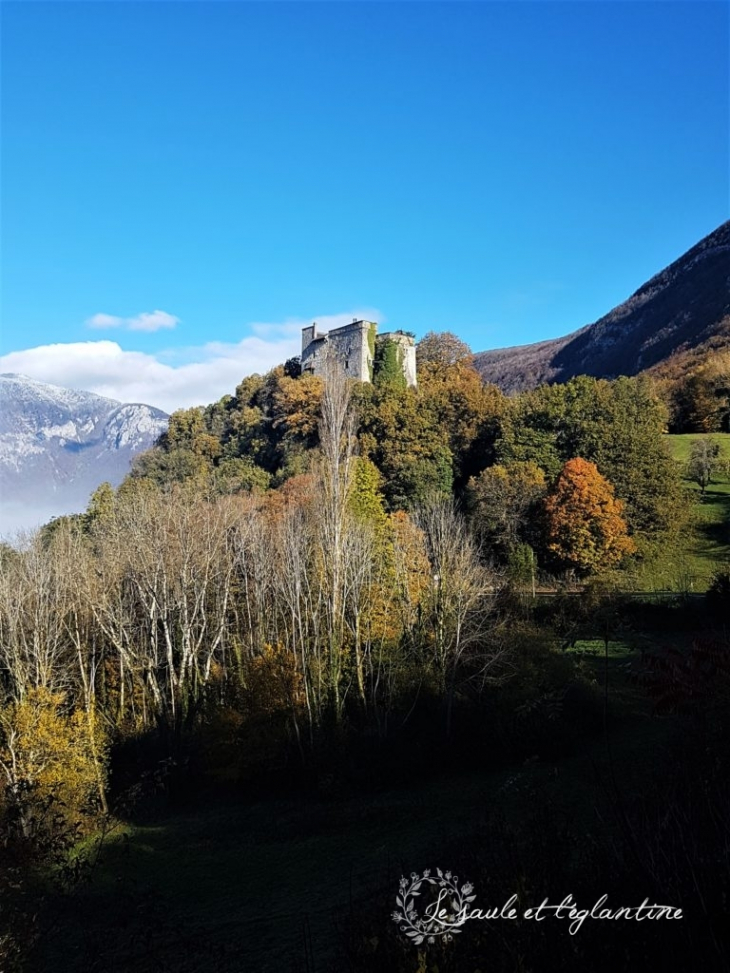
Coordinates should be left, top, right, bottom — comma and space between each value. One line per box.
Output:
474, 220, 730, 392
0, 374, 169, 536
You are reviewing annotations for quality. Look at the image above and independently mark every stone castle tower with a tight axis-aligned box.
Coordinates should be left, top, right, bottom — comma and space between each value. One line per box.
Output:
301, 320, 417, 386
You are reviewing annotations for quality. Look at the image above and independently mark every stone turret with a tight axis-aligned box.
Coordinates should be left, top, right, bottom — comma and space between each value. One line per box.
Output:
301, 324, 317, 353
376, 330, 418, 387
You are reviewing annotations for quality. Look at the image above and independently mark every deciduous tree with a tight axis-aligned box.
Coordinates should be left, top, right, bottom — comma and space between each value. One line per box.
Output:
543, 458, 636, 574
687, 438, 722, 494
468, 461, 546, 554
416, 331, 473, 367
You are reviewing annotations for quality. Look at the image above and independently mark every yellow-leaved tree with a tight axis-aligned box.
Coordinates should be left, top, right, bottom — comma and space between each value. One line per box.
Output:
0, 688, 108, 841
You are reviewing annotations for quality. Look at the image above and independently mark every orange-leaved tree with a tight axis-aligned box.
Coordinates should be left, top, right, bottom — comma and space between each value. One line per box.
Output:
543, 457, 636, 574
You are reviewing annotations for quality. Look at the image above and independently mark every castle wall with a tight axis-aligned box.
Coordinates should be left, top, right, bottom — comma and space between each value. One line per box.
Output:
301, 338, 326, 375
301, 320, 374, 382
301, 321, 415, 386
324, 321, 372, 382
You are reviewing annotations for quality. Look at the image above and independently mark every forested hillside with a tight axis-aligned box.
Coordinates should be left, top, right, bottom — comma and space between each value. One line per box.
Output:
121, 332, 685, 557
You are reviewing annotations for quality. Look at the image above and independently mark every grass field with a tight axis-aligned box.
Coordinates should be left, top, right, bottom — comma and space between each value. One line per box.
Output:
665, 431, 730, 466
666, 433, 730, 586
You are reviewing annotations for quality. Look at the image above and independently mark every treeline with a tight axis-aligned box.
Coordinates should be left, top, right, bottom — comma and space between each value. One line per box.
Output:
649, 318, 730, 432
0, 339, 688, 831
128, 332, 686, 563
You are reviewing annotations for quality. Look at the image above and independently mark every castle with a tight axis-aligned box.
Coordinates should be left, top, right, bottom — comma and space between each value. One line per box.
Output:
301, 320, 417, 386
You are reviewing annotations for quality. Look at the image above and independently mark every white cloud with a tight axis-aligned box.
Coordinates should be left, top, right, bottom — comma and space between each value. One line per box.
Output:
128, 310, 180, 332
86, 309, 180, 332
87, 313, 122, 329
1, 309, 384, 414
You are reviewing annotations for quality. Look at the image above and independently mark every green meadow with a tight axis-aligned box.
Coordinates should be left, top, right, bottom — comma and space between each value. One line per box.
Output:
667, 433, 730, 585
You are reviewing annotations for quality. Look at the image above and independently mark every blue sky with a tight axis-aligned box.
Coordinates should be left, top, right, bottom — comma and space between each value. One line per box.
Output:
1, 1, 727, 411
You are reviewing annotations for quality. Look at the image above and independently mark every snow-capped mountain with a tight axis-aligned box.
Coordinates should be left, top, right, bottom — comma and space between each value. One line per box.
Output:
0, 374, 169, 535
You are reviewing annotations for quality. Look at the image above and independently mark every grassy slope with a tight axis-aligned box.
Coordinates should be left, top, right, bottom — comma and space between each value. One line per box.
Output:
665, 433, 730, 586
626, 433, 730, 591
667, 431, 730, 465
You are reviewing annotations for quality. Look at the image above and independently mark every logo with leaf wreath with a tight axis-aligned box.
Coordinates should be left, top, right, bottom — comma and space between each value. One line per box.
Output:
392, 868, 476, 946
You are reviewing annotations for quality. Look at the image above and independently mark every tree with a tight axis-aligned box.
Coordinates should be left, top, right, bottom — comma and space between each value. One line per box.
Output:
687, 438, 721, 494
413, 498, 506, 735
0, 534, 71, 699
271, 373, 323, 452
355, 383, 453, 509
165, 408, 221, 460
85, 481, 116, 527
667, 349, 730, 433
210, 457, 271, 495
468, 461, 546, 554
316, 358, 357, 720
0, 688, 108, 840
130, 446, 210, 487
348, 457, 388, 533
416, 331, 473, 367
418, 358, 506, 486
88, 488, 239, 736
497, 376, 686, 538
543, 458, 636, 575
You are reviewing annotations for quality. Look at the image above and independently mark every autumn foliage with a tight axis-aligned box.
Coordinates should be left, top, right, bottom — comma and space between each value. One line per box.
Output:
543, 458, 636, 573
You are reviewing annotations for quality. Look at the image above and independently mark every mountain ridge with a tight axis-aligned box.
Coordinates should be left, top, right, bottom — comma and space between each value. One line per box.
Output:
0, 374, 169, 535
474, 220, 730, 392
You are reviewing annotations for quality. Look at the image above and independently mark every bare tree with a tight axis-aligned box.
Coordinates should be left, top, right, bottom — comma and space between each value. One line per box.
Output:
272, 498, 320, 734
0, 533, 73, 701
316, 355, 357, 720
414, 498, 508, 736
96, 488, 238, 735
342, 518, 377, 709
229, 496, 275, 662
